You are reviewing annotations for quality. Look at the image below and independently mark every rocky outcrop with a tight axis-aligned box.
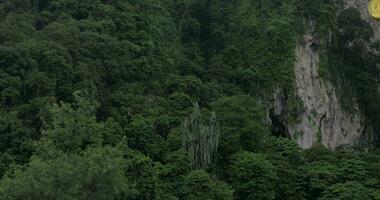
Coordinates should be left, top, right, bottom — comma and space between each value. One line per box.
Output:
290, 31, 364, 149
273, 28, 365, 150
271, 1, 377, 150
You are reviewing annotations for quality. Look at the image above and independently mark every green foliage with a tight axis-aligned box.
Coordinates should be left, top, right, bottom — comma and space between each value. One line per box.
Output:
324, 6, 380, 138
339, 158, 369, 182
210, 0, 300, 94
318, 181, 372, 200
211, 95, 271, 178
36, 92, 104, 155
0, 0, 379, 199
156, 150, 191, 198
0, 146, 129, 200
181, 102, 220, 169
124, 151, 158, 200
303, 145, 337, 163
264, 137, 306, 200
229, 151, 278, 200
212, 95, 270, 154
304, 162, 342, 198
182, 170, 233, 200
126, 115, 165, 160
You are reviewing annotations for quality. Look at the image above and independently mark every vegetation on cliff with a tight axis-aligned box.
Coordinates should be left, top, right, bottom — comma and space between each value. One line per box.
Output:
0, 0, 379, 199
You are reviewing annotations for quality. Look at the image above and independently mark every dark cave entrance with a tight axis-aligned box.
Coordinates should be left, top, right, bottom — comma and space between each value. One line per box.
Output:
269, 110, 289, 138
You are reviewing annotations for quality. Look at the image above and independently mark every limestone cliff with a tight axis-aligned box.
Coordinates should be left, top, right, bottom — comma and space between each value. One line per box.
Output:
289, 30, 363, 150
273, 0, 378, 149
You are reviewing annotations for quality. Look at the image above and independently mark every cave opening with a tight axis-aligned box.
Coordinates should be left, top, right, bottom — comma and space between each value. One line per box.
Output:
269, 109, 290, 138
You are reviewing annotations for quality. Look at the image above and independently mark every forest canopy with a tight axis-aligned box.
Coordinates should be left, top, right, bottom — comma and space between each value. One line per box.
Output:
0, 0, 379, 199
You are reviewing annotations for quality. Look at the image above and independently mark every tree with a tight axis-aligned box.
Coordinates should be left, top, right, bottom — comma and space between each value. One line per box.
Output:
212, 95, 270, 154
211, 95, 270, 177
124, 151, 159, 200
339, 158, 369, 182
181, 170, 233, 200
0, 72, 21, 108
303, 162, 342, 199
23, 70, 56, 99
156, 150, 192, 199
0, 91, 131, 200
181, 102, 220, 169
264, 137, 306, 200
318, 181, 372, 200
126, 115, 164, 160
0, 1, 379, 200
0, 146, 130, 200
229, 151, 278, 200
37, 92, 103, 154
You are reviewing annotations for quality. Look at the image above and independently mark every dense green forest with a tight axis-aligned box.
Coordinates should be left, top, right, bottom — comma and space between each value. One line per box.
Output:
0, 0, 379, 199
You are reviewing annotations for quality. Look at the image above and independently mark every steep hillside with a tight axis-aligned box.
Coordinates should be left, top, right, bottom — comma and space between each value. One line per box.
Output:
0, 0, 379, 199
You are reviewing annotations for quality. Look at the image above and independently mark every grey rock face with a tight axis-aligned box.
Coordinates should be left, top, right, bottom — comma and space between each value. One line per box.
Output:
271, 0, 376, 150
289, 31, 363, 150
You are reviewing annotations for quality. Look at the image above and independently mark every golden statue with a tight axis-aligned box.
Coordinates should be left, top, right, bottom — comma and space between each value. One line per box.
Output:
369, 0, 380, 19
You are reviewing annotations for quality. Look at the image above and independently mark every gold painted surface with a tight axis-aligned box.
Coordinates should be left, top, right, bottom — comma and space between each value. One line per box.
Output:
369, 0, 380, 19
